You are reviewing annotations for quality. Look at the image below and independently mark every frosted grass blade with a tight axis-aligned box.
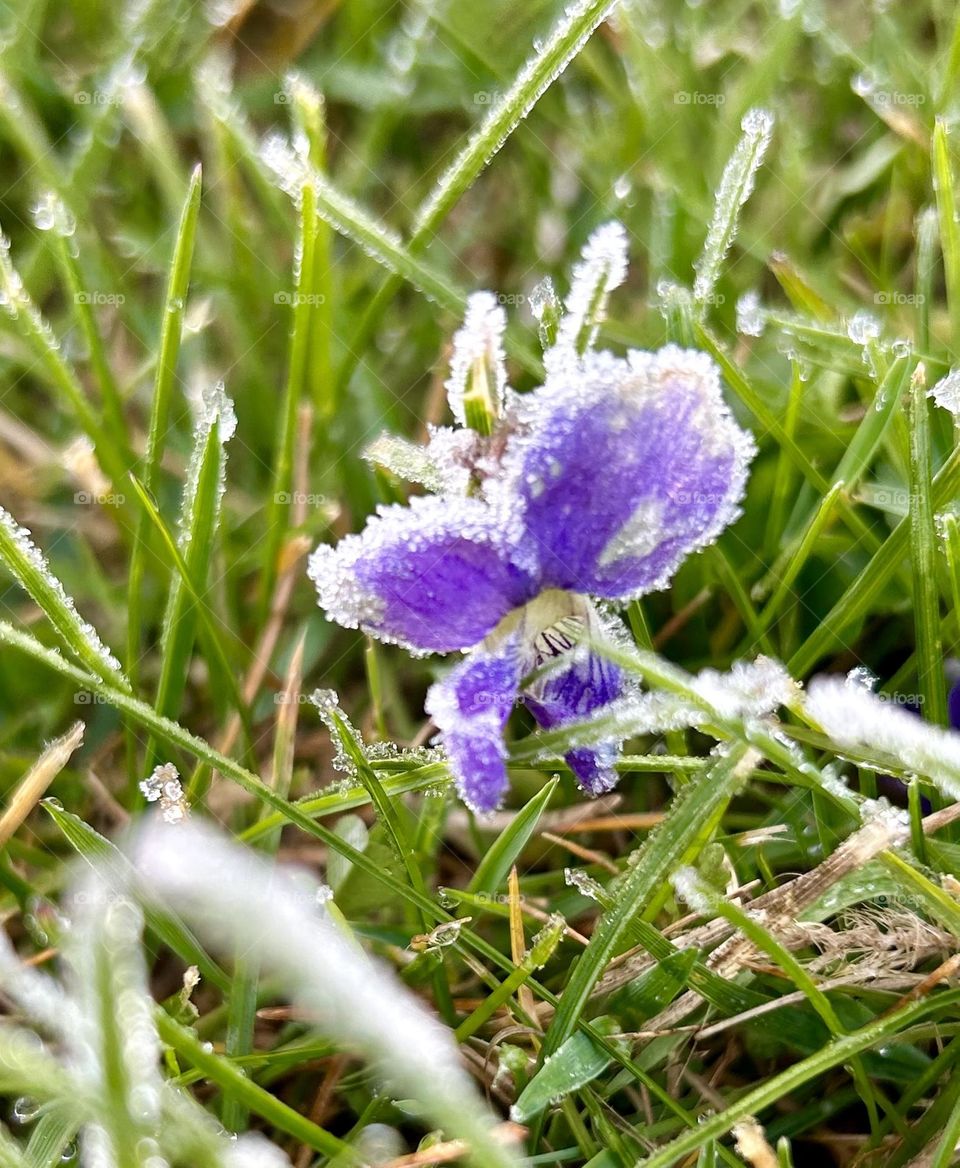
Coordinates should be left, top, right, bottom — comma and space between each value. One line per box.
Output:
693, 109, 774, 310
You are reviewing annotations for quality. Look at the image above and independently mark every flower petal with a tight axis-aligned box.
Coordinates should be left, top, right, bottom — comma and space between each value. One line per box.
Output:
508, 345, 755, 600
520, 598, 627, 795
425, 642, 522, 813
308, 495, 535, 654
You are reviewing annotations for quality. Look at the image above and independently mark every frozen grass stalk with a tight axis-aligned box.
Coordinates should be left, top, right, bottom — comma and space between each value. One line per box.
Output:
693, 109, 774, 309
131, 820, 521, 1168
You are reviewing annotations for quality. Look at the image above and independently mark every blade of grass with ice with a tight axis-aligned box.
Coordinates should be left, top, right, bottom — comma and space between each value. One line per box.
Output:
414, 0, 615, 238
261, 170, 320, 614
132, 819, 522, 1168
126, 165, 203, 693
145, 384, 239, 774
790, 444, 960, 675
42, 798, 230, 991
907, 364, 947, 725
933, 119, 960, 348
0, 507, 129, 690
541, 743, 754, 1058
0, 235, 131, 493
693, 109, 774, 311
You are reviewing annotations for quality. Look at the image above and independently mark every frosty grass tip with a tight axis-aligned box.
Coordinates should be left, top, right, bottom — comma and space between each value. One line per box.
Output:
309, 222, 756, 812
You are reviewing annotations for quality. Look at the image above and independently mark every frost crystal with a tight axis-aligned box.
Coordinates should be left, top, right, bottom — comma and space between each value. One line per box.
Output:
445, 292, 509, 431
31, 191, 76, 239
736, 290, 766, 337
556, 221, 629, 354
806, 676, 960, 798
529, 276, 562, 350
694, 109, 774, 305
177, 381, 235, 549
310, 688, 364, 776
564, 867, 607, 902
693, 656, 798, 721
140, 763, 190, 824
929, 367, 960, 417
846, 310, 881, 347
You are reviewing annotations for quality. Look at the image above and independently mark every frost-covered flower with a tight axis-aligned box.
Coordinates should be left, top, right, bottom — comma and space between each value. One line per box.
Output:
309, 224, 755, 812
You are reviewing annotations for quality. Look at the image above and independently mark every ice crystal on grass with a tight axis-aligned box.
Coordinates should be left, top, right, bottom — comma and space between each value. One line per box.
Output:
556, 221, 628, 354
929, 367, 960, 417
445, 291, 509, 431
0, 506, 125, 684
140, 763, 189, 824
31, 191, 76, 239
736, 290, 766, 336
693, 109, 774, 306
806, 675, 960, 797
310, 225, 755, 810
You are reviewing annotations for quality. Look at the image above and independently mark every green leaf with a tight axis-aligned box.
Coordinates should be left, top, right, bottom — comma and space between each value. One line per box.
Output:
512, 1016, 628, 1123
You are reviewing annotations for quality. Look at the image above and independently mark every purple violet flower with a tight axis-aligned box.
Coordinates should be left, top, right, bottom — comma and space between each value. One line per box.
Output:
309, 224, 756, 813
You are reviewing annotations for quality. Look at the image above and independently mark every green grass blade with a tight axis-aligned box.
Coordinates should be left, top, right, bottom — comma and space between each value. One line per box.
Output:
0, 507, 129, 691
907, 364, 947, 724
790, 444, 960, 676
541, 744, 753, 1059
693, 109, 774, 311
468, 777, 558, 896
933, 119, 960, 347
126, 164, 203, 690
413, 0, 615, 238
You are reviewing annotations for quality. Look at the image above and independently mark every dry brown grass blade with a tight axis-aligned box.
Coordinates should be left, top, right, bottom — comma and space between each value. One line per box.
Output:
0, 720, 84, 847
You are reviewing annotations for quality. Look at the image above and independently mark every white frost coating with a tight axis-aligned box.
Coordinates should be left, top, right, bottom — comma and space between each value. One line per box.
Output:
445, 291, 509, 426
197, 379, 238, 442
736, 290, 766, 337
693, 108, 774, 305
178, 381, 235, 549
671, 866, 713, 913
693, 656, 798, 721
0, 506, 125, 683
0, 928, 82, 1037
533, 655, 793, 756
363, 431, 444, 492
131, 819, 518, 1164
929, 368, 960, 417
413, 0, 617, 237
846, 310, 881, 347
556, 220, 629, 353
224, 1136, 292, 1168
806, 675, 960, 797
